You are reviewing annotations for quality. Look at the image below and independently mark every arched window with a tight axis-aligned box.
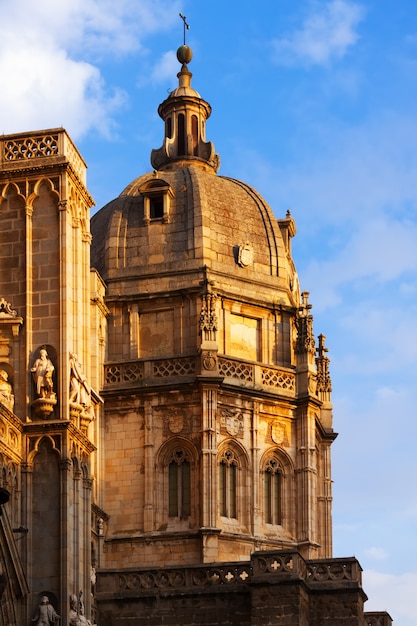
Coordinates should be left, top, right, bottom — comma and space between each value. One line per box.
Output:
191, 114, 198, 156
219, 449, 237, 518
178, 114, 185, 156
264, 456, 282, 525
168, 449, 191, 519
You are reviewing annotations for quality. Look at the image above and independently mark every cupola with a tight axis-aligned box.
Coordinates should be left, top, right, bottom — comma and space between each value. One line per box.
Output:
151, 44, 220, 172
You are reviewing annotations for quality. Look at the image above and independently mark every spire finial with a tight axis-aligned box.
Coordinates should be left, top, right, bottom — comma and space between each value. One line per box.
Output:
179, 13, 190, 46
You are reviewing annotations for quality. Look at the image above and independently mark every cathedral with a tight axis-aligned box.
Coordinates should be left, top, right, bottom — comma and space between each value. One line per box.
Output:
0, 39, 392, 626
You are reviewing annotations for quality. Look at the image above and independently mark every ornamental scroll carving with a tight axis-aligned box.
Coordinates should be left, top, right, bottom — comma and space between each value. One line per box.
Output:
0, 299, 17, 318
0, 298, 23, 339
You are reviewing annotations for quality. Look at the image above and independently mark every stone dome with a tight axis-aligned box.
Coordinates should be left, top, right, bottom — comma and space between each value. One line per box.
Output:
90, 49, 299, 309
91, 164, 299, 307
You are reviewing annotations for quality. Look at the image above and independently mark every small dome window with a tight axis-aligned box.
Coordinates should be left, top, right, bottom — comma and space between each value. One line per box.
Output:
139, 179, 174, 225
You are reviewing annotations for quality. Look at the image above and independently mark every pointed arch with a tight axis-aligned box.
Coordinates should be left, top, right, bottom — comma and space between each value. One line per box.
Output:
217, 439, 250, 523
32, 176, 59, 201
260, 447, 295, 531
28, 435, 61, 465
1, 181, 25, 203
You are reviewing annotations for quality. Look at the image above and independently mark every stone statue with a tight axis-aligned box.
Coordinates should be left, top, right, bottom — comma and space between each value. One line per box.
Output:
0, 370, 14, 411
69, 592, 91, 625
31, 349, 55, 399
69, 354, 89, 405
69, 354, 95, 423
32, 595, 60, 625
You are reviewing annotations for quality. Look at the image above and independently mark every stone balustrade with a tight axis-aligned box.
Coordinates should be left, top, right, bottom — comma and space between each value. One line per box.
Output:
0, 129, 87, 184
97, 551, 364, 596
104, 355, 296, 396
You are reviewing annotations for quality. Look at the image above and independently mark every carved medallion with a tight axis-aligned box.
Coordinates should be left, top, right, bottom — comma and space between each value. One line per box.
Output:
202, 350, 217, 371
168, 413, 184, 434
220, 408, 243, 437
271, 422, 288, 446
237, 242, 254, 267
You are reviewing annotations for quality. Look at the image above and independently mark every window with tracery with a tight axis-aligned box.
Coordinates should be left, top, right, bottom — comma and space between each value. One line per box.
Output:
219, 449, 237, 518
168, 449, 191, 519
264, 457, 282, 525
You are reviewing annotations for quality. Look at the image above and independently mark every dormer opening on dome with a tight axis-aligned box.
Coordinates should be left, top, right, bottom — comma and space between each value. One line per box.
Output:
139, 179, 174, 225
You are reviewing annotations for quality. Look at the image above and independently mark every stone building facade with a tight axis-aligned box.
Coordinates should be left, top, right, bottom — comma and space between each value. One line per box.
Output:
0, 44, 391, 625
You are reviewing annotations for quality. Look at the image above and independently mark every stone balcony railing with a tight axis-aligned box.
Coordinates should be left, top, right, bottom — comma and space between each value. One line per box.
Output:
0, 128, 87, 184
103, 355, 296, 397
96, 551, 362, 597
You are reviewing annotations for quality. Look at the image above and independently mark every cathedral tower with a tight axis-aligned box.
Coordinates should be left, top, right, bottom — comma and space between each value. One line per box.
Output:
0, 130, 103, 624
0, 35, 393, 626
90, 44, 336, 571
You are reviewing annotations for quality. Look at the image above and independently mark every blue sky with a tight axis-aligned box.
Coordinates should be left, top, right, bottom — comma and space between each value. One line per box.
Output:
1, 1, 417, 622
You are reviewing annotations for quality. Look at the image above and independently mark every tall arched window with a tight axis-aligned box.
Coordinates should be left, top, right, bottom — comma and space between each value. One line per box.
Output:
178, 114, 185, 156
264, 457, 282, 525
219, 449, 237, 518
191, 114, 198, 156
168, 449, 191, 519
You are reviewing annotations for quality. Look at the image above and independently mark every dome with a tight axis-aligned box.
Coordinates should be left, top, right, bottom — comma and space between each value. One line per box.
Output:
91, 163, 298, 307
90, 46, 299, 308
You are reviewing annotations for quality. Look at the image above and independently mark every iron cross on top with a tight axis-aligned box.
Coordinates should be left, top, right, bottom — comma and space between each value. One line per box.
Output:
179, 13, 190, 45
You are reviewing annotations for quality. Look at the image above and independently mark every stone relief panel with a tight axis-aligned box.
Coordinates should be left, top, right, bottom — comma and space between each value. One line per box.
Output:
219, 408, 244, 439
162, 408, 192, 437
263, 419, 290, 447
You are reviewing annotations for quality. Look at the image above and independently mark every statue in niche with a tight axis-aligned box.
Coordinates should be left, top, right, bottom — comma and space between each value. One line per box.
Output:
0, 370, 14, 411
69, 592, 91, 625
69, 354, 94, 423
69, 354, 88, 404
32, 595, 60, 625
31, 349, 55, 399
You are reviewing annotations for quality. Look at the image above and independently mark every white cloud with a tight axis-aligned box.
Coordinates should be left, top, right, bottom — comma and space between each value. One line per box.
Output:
1, 0, 179, 57
149, 50, 179, 85
0, 46, 125, 138
301, 216, 417, 311
363, 569, 417, 623
272, 0, 364, 66
0, 0, 180, 138
233, 108, 417, 316
364, 547, 388, 562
